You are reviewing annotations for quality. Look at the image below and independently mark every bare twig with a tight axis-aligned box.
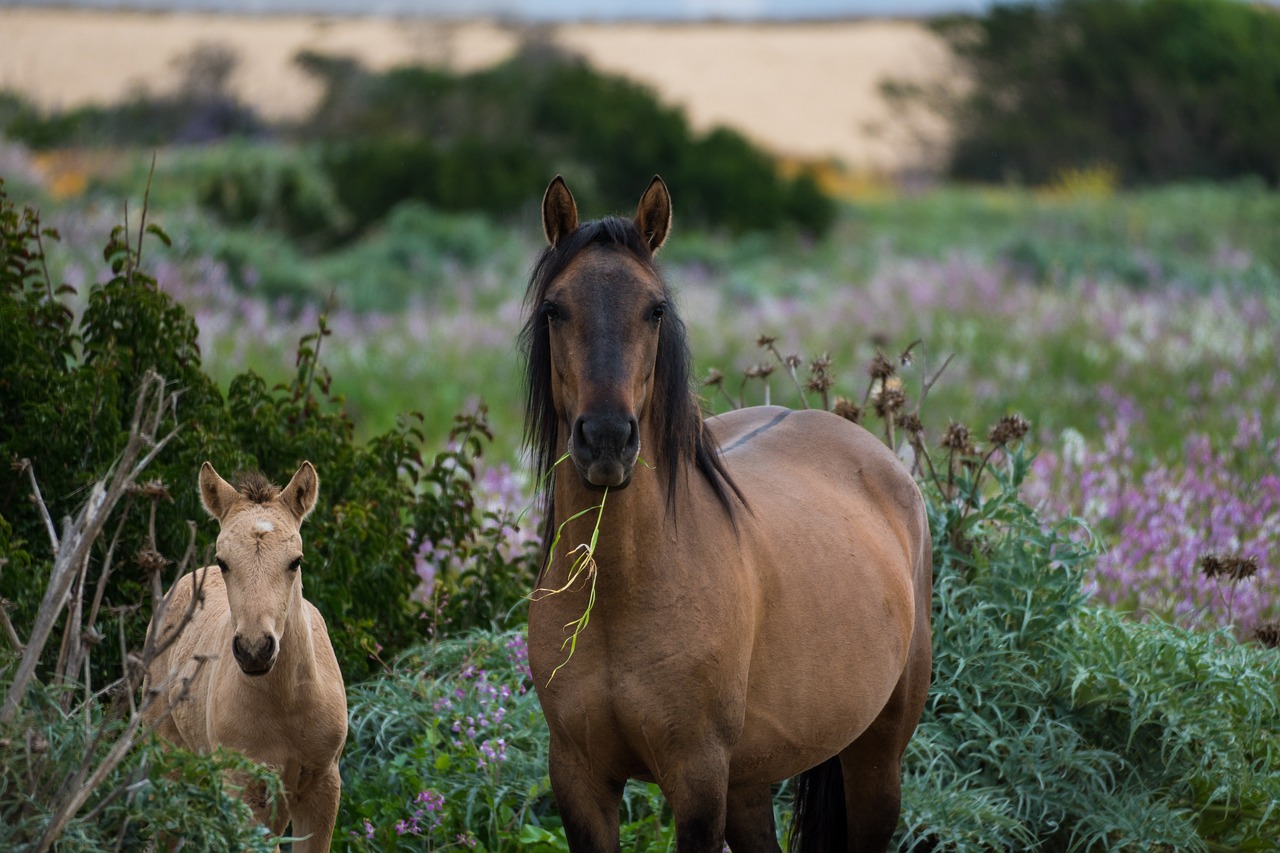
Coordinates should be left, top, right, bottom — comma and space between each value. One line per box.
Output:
20, 458, 61, 557
1, 371, 179, 725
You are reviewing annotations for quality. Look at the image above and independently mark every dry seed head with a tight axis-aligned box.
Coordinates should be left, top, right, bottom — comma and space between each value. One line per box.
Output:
784, 353, 803, 369
941, 422, 976, 455
756, 334, 777, 348
869, 351, 895, 381
1199, 553, 1259, 582
806, 373, 834, 394
988, 414, 1031, 446
1255, 619, 1280, 649
833, 398, 863, 424
810, 353, 832, 373
135, 547, 169, 574
899, 413, 924, 435
703, 368, 724, 387
873, 386, 907, 419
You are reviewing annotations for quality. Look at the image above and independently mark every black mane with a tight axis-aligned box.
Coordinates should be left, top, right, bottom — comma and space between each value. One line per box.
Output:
518, 216, 742, 552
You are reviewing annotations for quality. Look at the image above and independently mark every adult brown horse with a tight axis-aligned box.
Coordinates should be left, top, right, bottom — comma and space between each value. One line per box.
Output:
522, 176, 932, 853
143, 462, 346, 851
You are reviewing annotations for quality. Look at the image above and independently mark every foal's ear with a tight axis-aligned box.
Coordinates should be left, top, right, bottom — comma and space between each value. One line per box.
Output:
634, 175, 671, 253
279, 461, 320, 523
199, 462, 240, 523
542, 175, 578, 248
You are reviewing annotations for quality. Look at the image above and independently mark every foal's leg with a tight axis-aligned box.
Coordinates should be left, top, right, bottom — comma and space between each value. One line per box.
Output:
724, 784, 781, 853
549, 740, 624, 853
290, 761, 341, 853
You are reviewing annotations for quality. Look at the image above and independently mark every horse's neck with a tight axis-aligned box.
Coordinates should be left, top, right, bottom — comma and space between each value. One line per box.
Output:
551, 459, 668, 587
273, 585, 320, 690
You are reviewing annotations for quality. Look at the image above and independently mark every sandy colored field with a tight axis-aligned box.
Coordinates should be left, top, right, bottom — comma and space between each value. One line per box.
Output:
1, 7, 954, 170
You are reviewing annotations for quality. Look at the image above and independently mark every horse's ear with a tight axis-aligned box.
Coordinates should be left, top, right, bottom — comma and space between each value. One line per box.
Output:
542, 175, 578, 248
634, 175, 671, 253
279, 461, 319, 523
199, 462, 239, 523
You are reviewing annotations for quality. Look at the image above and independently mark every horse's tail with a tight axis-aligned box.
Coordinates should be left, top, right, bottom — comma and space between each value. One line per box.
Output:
787, 755, 846, 853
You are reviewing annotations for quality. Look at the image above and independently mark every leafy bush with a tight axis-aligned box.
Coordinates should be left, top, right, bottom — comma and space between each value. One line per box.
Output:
931, 0, 1280, 185
900, 439, 1280, 850
299, 47, 835, 236
0, 43, 263, 148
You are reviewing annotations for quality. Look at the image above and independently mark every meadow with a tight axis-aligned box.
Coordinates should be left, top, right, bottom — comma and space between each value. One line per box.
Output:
2, 135, 1278, 849
9, 139, 1277, 637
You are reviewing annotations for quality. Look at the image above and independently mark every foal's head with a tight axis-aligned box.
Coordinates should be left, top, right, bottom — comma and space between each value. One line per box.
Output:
199, 461, 319, 676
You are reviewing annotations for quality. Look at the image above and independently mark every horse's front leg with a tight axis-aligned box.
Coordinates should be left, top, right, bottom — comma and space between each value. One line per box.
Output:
660, 748, 733, 853
725, 783, 781, 853
549, 737, 624, 853
289, 760, 341, 853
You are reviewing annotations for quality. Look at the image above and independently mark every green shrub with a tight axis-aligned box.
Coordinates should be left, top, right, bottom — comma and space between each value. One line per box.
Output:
0, 677, 283, 851
899, 446, 1280, 850
932, 0, 1280, 185
299, 47, 834, 236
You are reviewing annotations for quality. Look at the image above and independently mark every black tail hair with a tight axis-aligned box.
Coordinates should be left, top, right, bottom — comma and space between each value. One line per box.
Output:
788, 756, 847, 853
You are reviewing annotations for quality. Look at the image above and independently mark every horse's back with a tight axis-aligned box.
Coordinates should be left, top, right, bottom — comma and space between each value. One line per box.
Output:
709, 406, 926, 551
705, 407, 930, 783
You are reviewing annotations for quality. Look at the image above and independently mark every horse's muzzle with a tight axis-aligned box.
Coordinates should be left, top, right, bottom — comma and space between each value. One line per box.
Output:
232, 633, 278, 676
570, 413, 639, 488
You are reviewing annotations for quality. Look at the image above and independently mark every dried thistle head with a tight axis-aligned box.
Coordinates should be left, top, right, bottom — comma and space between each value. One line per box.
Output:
784, 353, 803, 370
941, 422, 976, 455
1199, 553, 1259, 582
873, 386, 907, 419
756, 334, 777, 348
833, 398, 863, 424
134, 547, 169, 574
806, 373, 834, 394
899, 412, 924, 435
810, 353, 832, 373
987, 414, 1031, 446
703, 368, 724, 388
129, 479, 173, 502
869, 351, 895, 381
1254, 619, 1280, 649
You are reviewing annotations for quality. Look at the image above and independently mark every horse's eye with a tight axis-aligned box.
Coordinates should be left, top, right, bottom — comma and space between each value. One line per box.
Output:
542, 301, 560, 322
217, 558, 229, 573
288, 557, 302, 572
651, 303, 666, 322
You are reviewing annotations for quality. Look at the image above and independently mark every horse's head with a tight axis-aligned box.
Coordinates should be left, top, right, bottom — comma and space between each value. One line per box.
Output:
529, 175, 674, 490
198, 461, 318, 677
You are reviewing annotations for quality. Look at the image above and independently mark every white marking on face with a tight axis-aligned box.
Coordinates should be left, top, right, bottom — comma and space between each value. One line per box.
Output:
255, 519, 274, 534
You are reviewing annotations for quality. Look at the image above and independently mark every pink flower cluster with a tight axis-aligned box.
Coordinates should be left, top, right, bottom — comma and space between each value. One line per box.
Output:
1027, 406, 1279, 635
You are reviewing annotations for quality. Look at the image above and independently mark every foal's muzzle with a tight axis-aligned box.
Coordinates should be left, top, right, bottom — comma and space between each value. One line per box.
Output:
570, 413, 639, 488
232, 633, 278, 676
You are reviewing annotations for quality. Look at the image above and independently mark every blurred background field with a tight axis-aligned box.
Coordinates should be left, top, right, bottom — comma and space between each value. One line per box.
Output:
3, 0, 1280, 848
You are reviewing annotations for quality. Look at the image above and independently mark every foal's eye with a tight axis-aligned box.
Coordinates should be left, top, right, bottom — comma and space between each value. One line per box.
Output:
216, 558, 229, 573
650, 303, 666, 322
288, 557, 302, 572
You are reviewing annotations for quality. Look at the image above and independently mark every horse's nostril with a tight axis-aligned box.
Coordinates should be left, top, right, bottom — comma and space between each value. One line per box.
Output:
627, 417, 639, 453
264, 635, 276, 659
